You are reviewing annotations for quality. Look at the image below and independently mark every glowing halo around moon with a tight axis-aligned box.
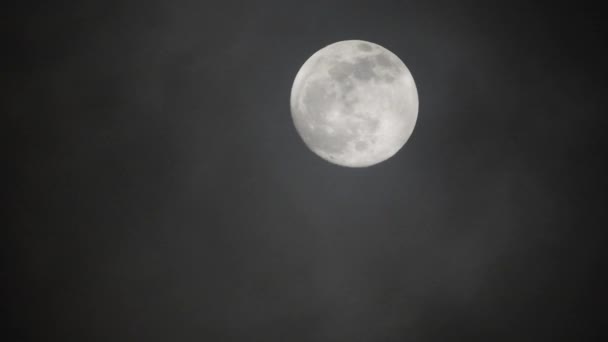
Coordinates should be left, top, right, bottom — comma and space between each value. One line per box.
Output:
290, 40, 418, 167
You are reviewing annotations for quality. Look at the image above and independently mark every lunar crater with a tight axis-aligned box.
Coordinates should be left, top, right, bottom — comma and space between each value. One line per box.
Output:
358, 42, 373, 51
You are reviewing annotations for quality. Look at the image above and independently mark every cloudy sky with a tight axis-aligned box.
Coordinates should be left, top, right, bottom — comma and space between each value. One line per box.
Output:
7, 1, 606, 341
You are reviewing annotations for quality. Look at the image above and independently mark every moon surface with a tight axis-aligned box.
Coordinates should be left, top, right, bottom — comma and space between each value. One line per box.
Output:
290, 40, 418, 167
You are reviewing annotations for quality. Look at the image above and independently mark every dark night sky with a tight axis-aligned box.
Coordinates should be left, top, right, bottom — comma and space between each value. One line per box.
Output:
6, 1, 607, 341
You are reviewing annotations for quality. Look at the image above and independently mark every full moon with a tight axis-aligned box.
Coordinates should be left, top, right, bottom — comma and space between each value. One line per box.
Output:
290, 40, 418, 167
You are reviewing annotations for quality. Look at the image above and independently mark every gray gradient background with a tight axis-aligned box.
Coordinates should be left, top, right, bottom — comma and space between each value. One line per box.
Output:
6, 0, 607, 341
